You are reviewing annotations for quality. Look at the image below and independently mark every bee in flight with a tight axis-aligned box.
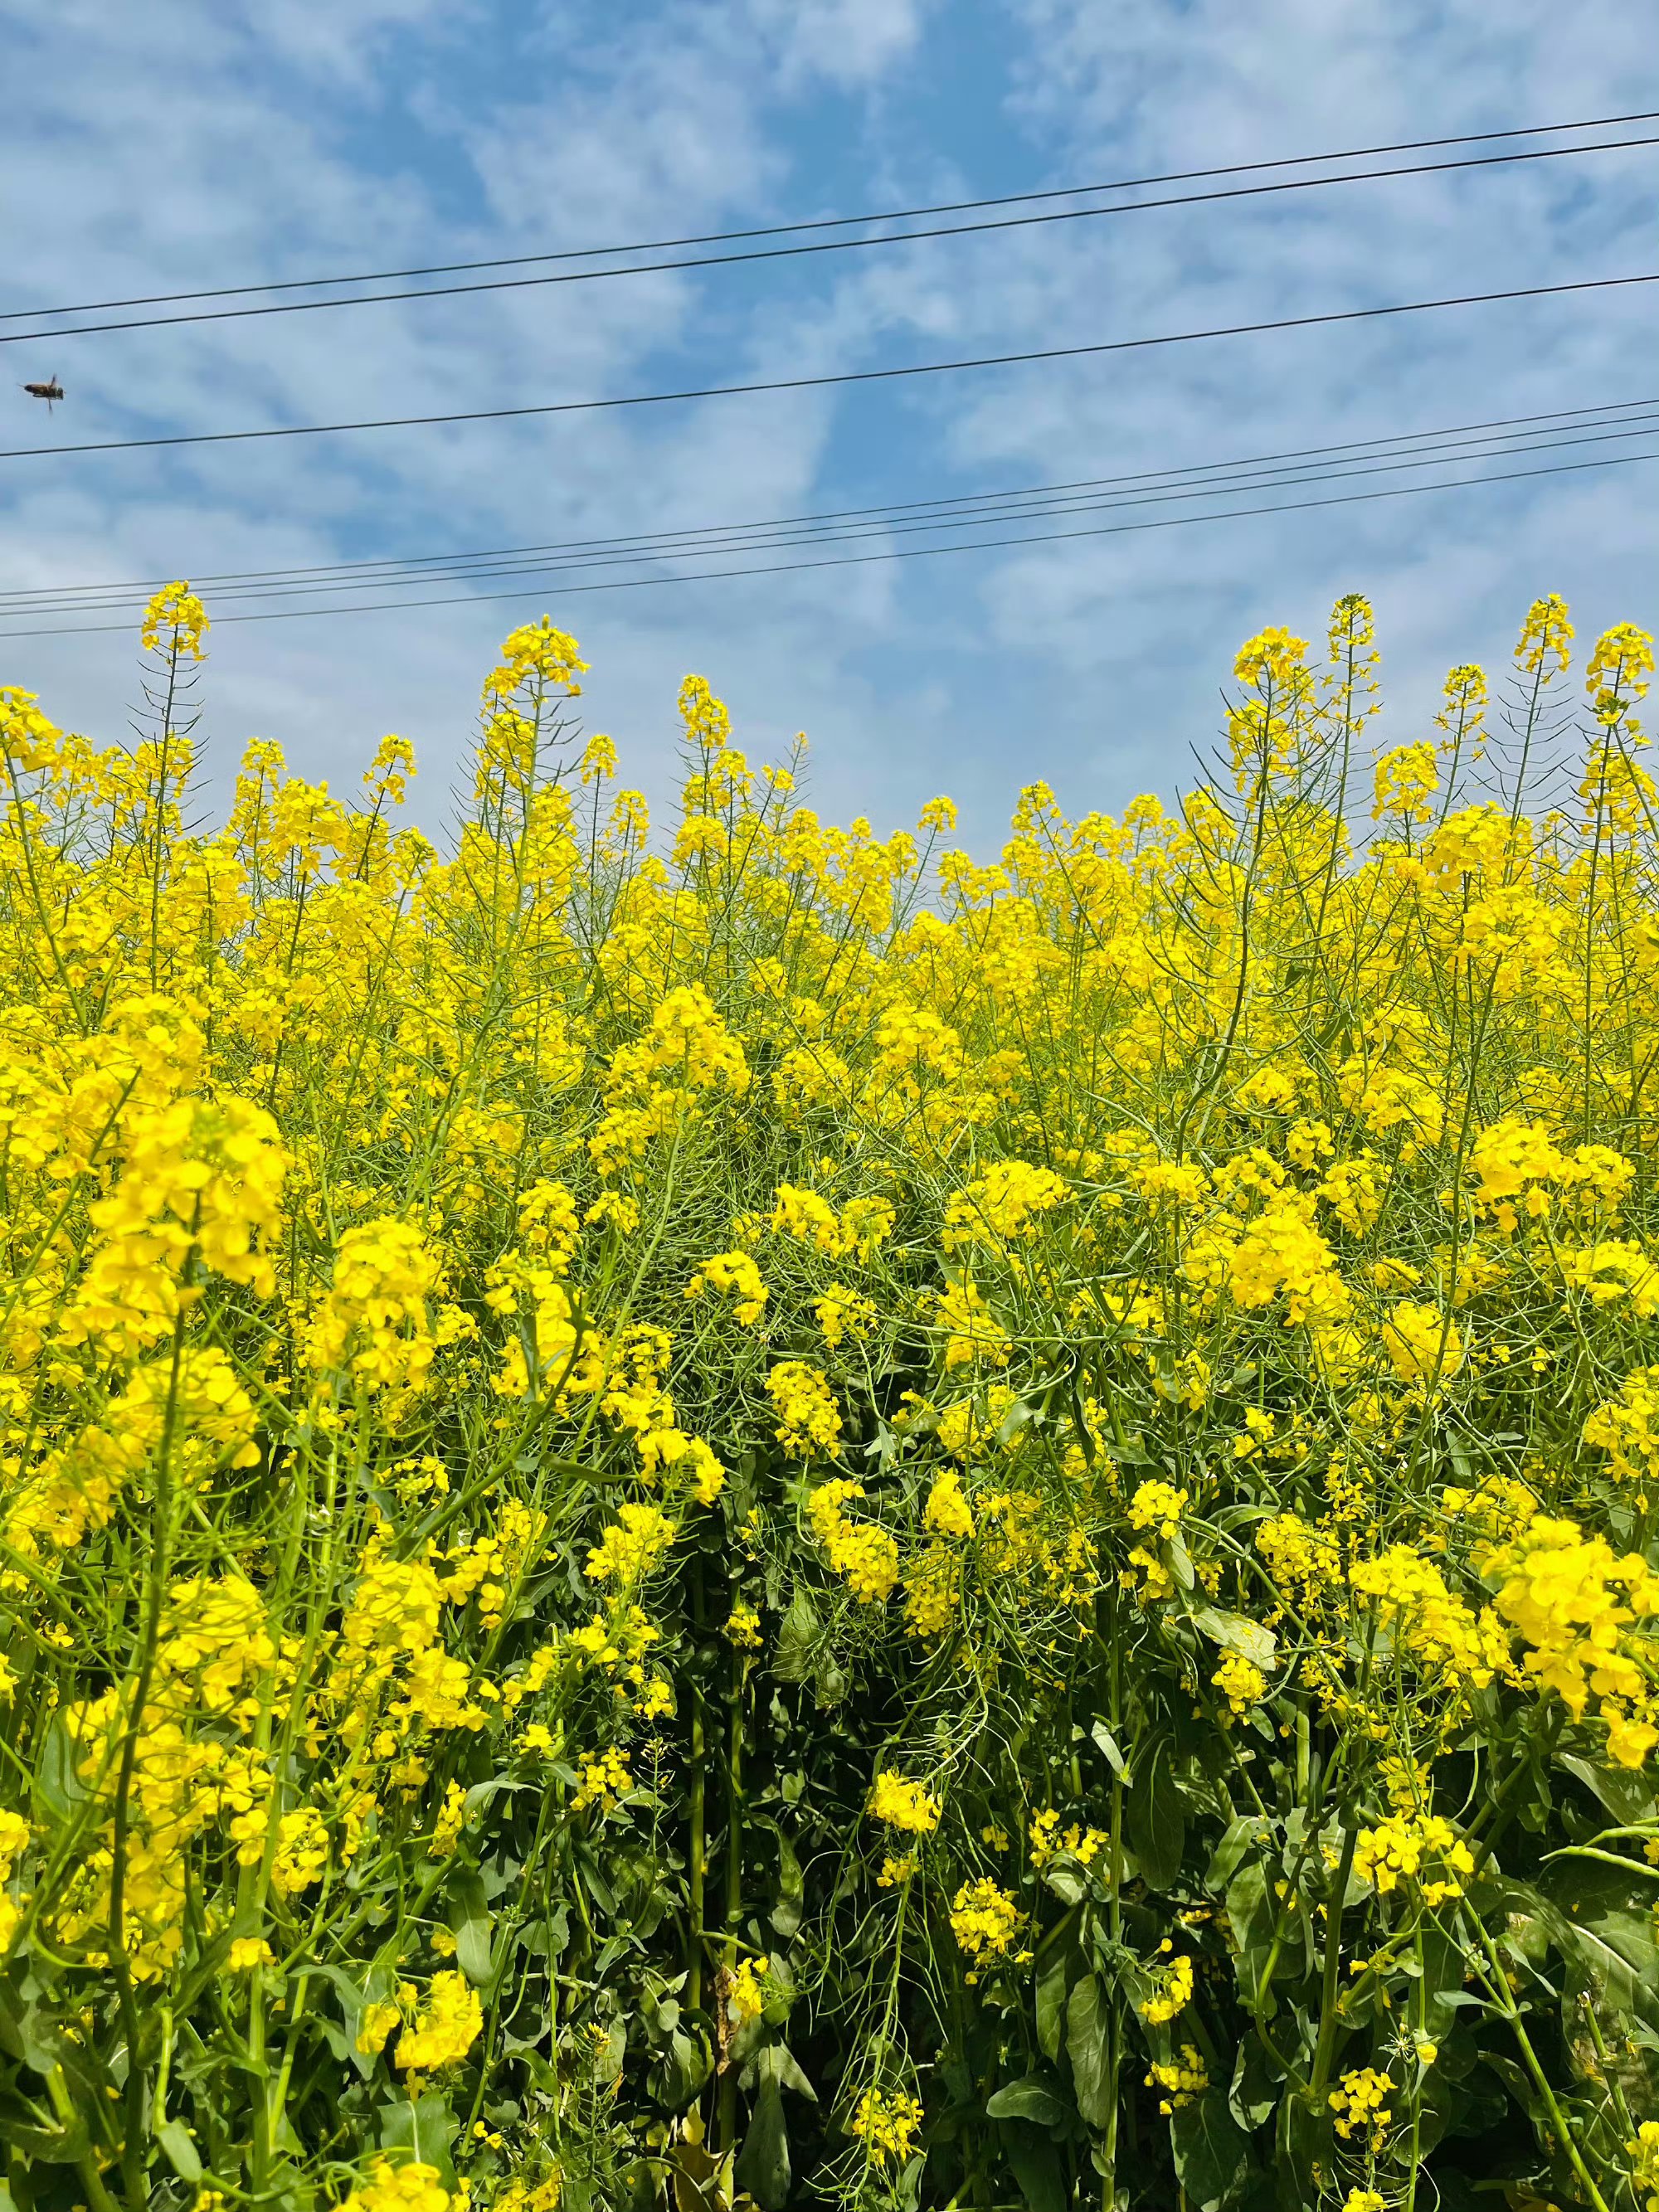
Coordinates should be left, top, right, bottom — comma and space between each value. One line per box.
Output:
22, 377, 64, 411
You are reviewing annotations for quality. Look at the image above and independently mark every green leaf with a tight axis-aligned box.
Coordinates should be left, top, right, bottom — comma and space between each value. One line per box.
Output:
1542, 1855, 1659, 2028
1273, 2084, 1330, 2191
772, 1588, 820, 1685
1414, 2069, 1455, 2157
669, 2137, 735, 2212
1228, 2035, 1281, 2131
1206, 1815, 1267, 1895
380, 2093, 459, 2190
654, 2027, 713, 2112
596, 2017, 627, 2085
1418, 1923, 1476, 2042
577, 1846, 617, 1917
1169, 2090, 1250, 2211
157, 2118, 203, 2185
770, 1826, 804, 1939
1041, 1858, 1089, 1906
32, 1715, 90, 1826
1562, 1908, 1658, 2029
1036, 1945, 1070, 2062
986, 2076, 1070, 2127
1560, 1753, 1657, 1828
733, 2080, 790, 2211
1003, 2122, 1068, 2212
1065, 1973, 1112, 2131
450, 1866, 494, 1986
1090, 1720, 1128, 1778
2, 2111, 89, 2165
1190, 1607, 1277, 1670
1128, 1739, 1185, 1893
1482, 2049, 1548, 2125
0, 1985, 62, 2076
997, 1397, 1037, 1446
1224, 1860, 1278, 2010
757, 2042, 816, 2103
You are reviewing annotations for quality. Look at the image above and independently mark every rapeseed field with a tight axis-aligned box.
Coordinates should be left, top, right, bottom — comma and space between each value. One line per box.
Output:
0, 583, 1657, 2212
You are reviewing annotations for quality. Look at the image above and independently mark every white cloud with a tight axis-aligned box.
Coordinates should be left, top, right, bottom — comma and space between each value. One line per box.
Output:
749, 0, 936, 90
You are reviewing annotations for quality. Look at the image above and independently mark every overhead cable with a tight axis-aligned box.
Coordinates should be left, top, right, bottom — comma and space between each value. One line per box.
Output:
5, 272, 1656, 466
3, 131, 1656, 346
3, 445, 1652, 640
6, 405, 1657, 620
7, 394, 1648, 603
6, 105, 1655, 337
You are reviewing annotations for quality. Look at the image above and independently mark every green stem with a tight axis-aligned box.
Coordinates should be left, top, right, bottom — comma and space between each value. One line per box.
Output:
718, 1637, 745, 2153
1307, 1823, 1359, 2108
688, 1559, 708, 2022
1471, 1919, 1613, 2212
1102, 1618, 1125, 2212
47, 2064, 122, 2212
108, 1315, 188, 2206
1404, 1931, 1424, 2212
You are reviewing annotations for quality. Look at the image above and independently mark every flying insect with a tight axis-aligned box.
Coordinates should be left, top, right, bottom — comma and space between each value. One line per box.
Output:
22, 377, 64, 411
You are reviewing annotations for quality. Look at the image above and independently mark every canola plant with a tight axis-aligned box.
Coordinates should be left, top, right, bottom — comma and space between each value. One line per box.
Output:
0, 583, 1657, 2212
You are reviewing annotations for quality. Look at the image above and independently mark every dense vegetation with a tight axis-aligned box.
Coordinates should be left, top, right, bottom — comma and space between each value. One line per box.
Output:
1, 584, 1657, 2212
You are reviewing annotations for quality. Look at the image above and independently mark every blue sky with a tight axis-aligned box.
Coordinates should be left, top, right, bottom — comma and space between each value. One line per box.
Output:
1, 0, 1653, 848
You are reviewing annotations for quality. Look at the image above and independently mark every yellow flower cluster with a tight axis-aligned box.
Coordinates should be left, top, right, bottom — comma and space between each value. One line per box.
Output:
584, 1504, 679, 1589
1348, 1548, 1511, 1698
1125, 1478, 1187, 1601
338, 2161, 456, 2212
1483, 1511, 1659, 1764
771, 1183, 894, 1260
1029, 1809, 1108, 1870
924, 1467, 975, 1539
1352, 1814, 1474, 1906
850, 2087, 923, 2166
1145, 2046, 1209, 2112
868, 1771, 942, 1834
397, 1971, 484, 2073
1129, 1480, 1187, 1541
1583, 1367, 1659, 1488
815, 1281, 876, 1347
1329, 2065, 1394, 2147
686, 1249, 769, 1325
1379, 1301, 1462, 1384
725, 1601, 763, 1648
948, 1878, 1022, 1969
727, 1953, 769, 2022
571, 1748, 632, 1813
140, 580, 210, 659
807, 1480, 899, 1603
591, 984, 751, 1176
1139, 1952, 1194, 2024
767, 1361, 843, 1456
1212, 1653, 1268, 1716
0, 1808, 30, 1955
1629, 2118, 1659, 2212
942, 1159, 1067, 1248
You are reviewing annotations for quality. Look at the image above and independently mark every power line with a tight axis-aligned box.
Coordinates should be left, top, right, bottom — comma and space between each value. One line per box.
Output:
3, 445, 1652, 640
5, 133, 1655, 348
8, 395, 1647, 603
5, 272, 1654, 465
7, 406, 1656, 620
7, 107, 1654, 333
12, 429, 1651, 615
